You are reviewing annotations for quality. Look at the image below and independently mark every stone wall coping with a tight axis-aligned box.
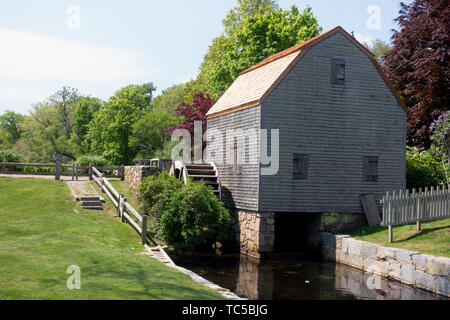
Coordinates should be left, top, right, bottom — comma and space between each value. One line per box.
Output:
321, 232, 450, 297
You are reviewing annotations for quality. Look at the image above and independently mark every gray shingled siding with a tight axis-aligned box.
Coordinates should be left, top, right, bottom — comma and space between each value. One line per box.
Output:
259, 32, 406, 213
206, 107, 261, 211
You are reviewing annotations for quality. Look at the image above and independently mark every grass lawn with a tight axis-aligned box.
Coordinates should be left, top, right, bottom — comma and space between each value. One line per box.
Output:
350, 218, 450, 258
108, 179, 141, 209
0, 177, 224, 300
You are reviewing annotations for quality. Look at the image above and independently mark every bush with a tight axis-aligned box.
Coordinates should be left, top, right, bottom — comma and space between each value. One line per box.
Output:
0, 149, 21, 163
160, 181, 230, 251
0, 150, 22, 171
138, 171, 183, 237
138, 171, 230, 250
77, 155, 109, 167
406, 147, 446, 189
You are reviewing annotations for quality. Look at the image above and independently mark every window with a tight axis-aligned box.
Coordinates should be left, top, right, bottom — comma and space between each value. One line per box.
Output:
363, 156, 378, 182
331, 59, 345, 85
293, 154, 310, 180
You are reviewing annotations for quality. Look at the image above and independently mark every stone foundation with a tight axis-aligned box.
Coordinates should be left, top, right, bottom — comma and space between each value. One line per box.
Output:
321, 233, 450, 297
233, 211, 368, 259
124, 166, 161, 190
235, 210, 275, 260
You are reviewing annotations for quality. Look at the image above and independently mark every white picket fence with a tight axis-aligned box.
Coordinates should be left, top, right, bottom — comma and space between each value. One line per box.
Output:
380, 185, 450, 242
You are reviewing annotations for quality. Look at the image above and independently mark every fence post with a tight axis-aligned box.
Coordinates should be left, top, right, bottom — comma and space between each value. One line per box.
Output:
55, 159, 60, 181
141, 215, 148, 245
121, 197, 127, 223
75, 163, 79, 181
72, 163, 75, 181
120, 165, 125, 181
388, 225, 393, 243
100, 173, 105, 192
118, 193, 124, 218
89, 163, 94, 180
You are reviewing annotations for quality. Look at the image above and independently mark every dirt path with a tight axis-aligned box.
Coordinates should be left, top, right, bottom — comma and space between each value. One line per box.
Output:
66, 179, 100, 199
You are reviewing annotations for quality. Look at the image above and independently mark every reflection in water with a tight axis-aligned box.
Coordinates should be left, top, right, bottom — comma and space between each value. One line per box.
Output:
173, 254, 444, 300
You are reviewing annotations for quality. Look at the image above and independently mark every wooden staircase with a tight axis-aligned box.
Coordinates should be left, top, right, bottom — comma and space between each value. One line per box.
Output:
171, 161, 221, 200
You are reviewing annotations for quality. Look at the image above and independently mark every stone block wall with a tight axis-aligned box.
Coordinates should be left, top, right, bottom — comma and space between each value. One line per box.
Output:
124, 166, 161, 190
236, 210, 275, 260
321, 233, 450, 297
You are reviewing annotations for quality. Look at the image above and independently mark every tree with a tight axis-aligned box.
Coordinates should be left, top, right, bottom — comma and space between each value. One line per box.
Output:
363, 39, 392, 66
88, 83, 156, 164
19, 102, 76, 161
0, 111, 24, 146
166, 92, 216, 141
198, 3, 321, 92
431, 111, 450, 184
49, 87, 81, 140
152, 83, 186, 114
72, 96, 103, 155
384, 0, 449, 149
129, 111, 181, 159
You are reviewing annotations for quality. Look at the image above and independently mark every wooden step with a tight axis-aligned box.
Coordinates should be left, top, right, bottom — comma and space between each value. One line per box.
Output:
185, 164, 213, 170
82, 206, 103, 211
82, 201, 102, 207
187, 169, 216, 175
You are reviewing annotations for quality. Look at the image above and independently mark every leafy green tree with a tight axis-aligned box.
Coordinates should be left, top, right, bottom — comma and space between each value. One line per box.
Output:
72, 96, 103, 155
49, 87, 81, 140
152, 84, 186, 114
0, 111, 24, 147
431, 112, 450, 184
129, 111, 181, 159
406, 147, 446, 189
188, 0, 321, 97
17, 103, 75, 162
88, 83, 156, 164
363, 39, 392, 66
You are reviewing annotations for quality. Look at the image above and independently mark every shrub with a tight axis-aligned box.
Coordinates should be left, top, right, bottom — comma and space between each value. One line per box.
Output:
138, 171, 184, 237
138, 171, 230, 250
0, 149, 21, 163
77, 155, 109, 167
406, 147, 446, 190
0, 150, 22, 171
160, 181, 230, 251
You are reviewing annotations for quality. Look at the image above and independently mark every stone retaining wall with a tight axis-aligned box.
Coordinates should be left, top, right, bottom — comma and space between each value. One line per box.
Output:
321, 233, 450, 297
124, 166, 161, 190
235, 210, 275, 260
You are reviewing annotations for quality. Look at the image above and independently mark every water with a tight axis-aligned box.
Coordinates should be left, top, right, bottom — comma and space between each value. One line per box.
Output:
173, 254, 445, 300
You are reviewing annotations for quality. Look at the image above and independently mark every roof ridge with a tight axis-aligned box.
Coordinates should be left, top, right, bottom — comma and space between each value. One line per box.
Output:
239, 26, 344, 75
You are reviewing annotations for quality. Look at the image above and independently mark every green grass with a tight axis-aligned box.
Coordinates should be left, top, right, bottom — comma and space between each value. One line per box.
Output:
108, 179, 141, 210
0, 177, 224, 300
350, 218, 450, 258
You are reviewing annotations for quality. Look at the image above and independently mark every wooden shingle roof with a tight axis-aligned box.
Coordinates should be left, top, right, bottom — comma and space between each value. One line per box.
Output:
206, 26, 406, 119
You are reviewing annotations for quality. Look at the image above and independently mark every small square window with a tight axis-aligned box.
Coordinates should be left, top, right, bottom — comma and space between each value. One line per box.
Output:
331, 59, 345, 85
363, 156, 378, 182
293, 154, 310, 180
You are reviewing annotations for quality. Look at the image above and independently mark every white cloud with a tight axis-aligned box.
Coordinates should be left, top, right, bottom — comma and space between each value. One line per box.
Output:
354, 33, 374, 46
0, 28, 157, 84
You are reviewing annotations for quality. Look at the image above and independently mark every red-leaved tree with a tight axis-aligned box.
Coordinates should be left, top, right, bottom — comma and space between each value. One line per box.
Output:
166, 92, 216, 149
383, 0, 449, 149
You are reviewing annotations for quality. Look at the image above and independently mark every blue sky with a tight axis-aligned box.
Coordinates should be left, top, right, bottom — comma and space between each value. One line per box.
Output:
0, 0, 412, 114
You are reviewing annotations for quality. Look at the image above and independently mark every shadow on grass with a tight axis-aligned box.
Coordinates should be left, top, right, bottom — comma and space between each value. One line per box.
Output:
394, 225, 450, 243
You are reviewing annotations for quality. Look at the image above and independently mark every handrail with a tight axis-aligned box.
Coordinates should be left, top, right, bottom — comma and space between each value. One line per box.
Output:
90, 165, 149, 245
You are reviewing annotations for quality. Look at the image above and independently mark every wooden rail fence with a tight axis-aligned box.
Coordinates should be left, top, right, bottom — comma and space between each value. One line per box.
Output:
0, 162, 124, 181
91, 166, 148, 245
381, 185, 450, 242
